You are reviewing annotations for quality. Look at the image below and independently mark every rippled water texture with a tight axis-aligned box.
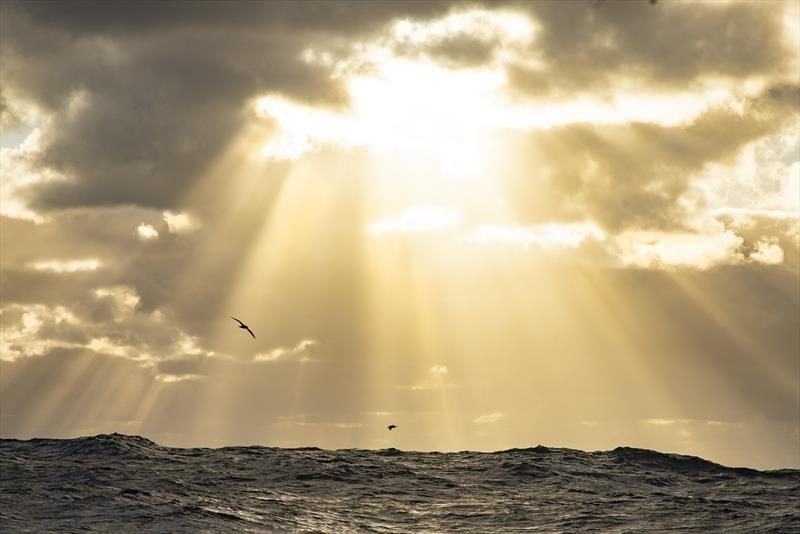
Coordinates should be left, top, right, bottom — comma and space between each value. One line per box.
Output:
1, 434, 798, 532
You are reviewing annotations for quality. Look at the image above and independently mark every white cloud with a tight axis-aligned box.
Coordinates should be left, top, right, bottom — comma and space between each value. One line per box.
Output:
88, 337, 135, 359
367, 206, 462, 236
331, 422, 363, 429
643, 418, 693, 426
699, 126, 800, 215
751, 237, 785, 265
614, 223, 745, 270
0, 127, 60, 223
162, 211, 198, 233
136, 223, 159, 240
154, 373, 202, 383
474, 412, 505, 424
0, 304, 83, 361
30, 258, 102, 273
468, 222, 604, 249
253, 339, 318, 363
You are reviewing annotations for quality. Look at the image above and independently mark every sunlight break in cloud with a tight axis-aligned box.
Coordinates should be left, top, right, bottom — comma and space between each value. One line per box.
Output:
367, 206, 462, 236
256, 8, 768, 163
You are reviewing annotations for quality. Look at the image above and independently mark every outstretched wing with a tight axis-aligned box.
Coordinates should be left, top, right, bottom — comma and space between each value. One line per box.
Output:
245, 326, 256, 339
231, 316, 245, 326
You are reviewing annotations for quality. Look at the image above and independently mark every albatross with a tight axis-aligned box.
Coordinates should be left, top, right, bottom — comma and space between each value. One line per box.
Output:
387, 425, 397, 431
231, 316, 255, 338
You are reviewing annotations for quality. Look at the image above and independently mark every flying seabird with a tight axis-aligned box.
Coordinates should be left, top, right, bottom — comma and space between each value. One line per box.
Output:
231, 316, 255, 338
387, 425, 397, 431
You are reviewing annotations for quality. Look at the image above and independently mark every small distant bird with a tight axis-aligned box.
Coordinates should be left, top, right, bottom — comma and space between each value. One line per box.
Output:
230, 316, 255, 338
387, 425, 397, 431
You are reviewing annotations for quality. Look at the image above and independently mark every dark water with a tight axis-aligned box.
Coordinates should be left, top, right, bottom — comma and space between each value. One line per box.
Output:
1, 434, 798, 533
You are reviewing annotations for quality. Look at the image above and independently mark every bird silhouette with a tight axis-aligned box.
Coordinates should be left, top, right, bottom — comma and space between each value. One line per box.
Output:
230, 316, 255, 338
387, 425, 397, 431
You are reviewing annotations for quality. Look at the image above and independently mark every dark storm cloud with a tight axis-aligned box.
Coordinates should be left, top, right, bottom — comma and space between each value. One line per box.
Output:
12, 1, 454, 36
369, 1, 791, 96
0, 91, 25, 130
392, 28, 500, 68
0, 1, 456, 212
506, 0, 791, 99
496, 84, 799, 231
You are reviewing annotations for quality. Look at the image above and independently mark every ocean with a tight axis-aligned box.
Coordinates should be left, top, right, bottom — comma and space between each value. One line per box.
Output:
1, 433, 798, 532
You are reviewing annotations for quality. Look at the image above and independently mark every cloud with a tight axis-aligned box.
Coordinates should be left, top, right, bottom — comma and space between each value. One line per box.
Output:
0, 2, 797, 465
0, 1, 461, 215
382, 9, 535, 68
162, 211, 197, 234
643, 418, 693, 426
506, 2, 793, 99
136, 223, 158, 240
367, 206, 462, 236
30, 258, 101, 273
496, 84, 799, 234
0, 304, 84, 361
751, 237, 785, 265
398, 364, 457, 391
613, 225, 745, 270
467, 222, 604, 249
0, 128, 61, 223
331, 422, 362, 429
253, 339, 318, 363
473, 412, 505, 424
93, 286, 140, 316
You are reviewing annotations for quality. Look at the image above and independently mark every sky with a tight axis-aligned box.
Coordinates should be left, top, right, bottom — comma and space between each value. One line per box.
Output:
1, 0, 798, 470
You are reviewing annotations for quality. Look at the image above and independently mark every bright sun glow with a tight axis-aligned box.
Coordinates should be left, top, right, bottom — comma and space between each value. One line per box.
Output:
255, 59, 740, 164
257, 59, 504, 178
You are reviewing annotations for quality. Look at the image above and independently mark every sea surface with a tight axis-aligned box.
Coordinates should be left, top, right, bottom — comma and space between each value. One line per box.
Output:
1, 433, 798, 533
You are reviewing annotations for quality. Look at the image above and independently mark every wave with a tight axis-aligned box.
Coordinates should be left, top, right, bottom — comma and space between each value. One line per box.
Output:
1, 434, 798, 533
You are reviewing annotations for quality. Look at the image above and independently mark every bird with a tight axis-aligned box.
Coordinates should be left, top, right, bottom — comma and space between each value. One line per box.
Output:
387, 425, 397, 431
230, 316, 255, 338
